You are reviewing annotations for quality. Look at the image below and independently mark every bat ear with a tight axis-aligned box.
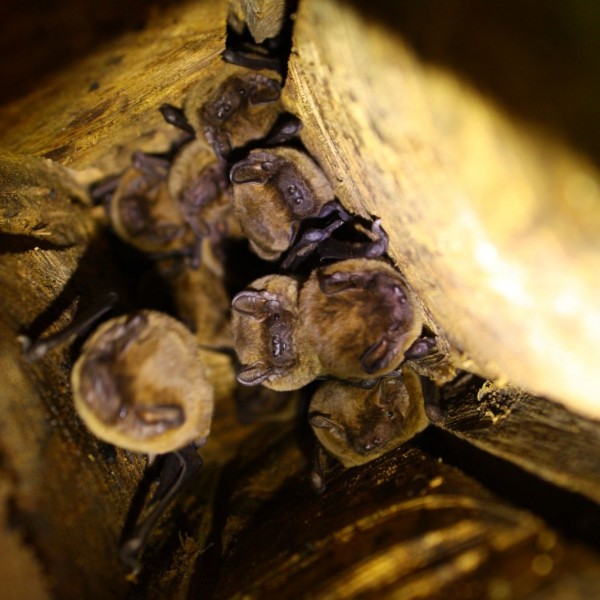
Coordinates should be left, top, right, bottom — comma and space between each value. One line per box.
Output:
317, 270, 356, 295
360, 336, 393, 374
373, 377, 411, 416
135, 404, 184, 428
232, 291, 280, 321
237, 362, 272, 386
249, 78, 281, 104
230, 158, 272, 184
79, 359, 122, 421
309, 413, 346, 441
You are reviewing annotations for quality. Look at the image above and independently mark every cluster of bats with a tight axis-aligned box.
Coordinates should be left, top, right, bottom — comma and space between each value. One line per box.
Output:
21, 49, 456, 572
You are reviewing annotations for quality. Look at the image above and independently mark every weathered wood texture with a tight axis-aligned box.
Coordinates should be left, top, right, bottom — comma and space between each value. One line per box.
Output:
431, 375, 600, 506
228, 0, 287, 43
0, 0, 187, 105
0, 0, 228, 169
282, 0, 600, 419
0, 152, 147, 598
202, 423, 600, 599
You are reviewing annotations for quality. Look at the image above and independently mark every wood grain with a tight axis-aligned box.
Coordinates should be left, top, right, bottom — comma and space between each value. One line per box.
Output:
206, 423, 600, 599
0, 0, 228, 169
282, 0, 600, 419
431, 375, 600, 505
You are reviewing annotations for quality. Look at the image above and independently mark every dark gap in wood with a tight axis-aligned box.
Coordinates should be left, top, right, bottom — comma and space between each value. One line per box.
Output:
0, 233, 74, 253
224, 0, 300, 82
415, 426, 600, 549
219, 237, 278, 298
186, 460, 241, 600
17, 235, 127, 351
277, 0, 300, 82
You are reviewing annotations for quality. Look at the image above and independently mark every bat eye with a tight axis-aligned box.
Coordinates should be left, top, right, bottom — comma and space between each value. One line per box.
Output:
216, 102, 232, 120
386, 410, 395, 420
392, 285, 408, 304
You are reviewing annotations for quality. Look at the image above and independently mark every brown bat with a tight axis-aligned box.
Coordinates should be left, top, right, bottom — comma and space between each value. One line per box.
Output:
106, 138, 235, 267
300, 258, 430, 379
231, 273, 318, 390
161, 63, 282, 161
167, 138, 241, 266
71, 310, 214, 455
229, 147, 336, 261
231, 258, 435, 390
21, 305, 213, 572
108, 152, 192, 256
308, 367, 429, 469
71, 309, 215, 572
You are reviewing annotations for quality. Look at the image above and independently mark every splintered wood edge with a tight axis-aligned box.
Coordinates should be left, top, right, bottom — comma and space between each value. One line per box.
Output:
282, 0, 600, 419
433, 378, 600, 505
229, 0, 287, 43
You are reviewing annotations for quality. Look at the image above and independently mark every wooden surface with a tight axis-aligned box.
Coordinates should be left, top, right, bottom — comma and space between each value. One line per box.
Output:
431, 375, 600, 506
0, 0, 227, 170
282, 0, 600, 419
203, 422, 600, 599
0, 152, 146, 598
1, 0, 600, 598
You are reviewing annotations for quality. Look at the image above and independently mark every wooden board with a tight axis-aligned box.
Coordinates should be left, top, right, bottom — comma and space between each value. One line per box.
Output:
281, 0, 600, 420
0, 0, 228, 169
430, 375, 600, 505
1, 0, 600, 597
206, 422, 600, 599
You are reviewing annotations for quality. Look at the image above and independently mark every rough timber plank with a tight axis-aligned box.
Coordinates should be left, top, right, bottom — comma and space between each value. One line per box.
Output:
206, 423, 600, 599
282, 0, 600, 420
0, 0, 228, 169
430, 376, 600, 505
